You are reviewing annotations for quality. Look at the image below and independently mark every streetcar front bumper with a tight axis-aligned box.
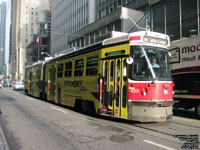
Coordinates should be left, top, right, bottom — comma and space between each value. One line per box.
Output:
128, 100, 173, 122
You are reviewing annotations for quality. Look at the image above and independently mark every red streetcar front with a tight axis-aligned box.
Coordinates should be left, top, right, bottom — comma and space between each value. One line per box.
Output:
127, 32, 174, 122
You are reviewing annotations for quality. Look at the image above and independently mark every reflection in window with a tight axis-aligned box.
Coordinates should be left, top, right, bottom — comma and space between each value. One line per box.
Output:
166, 0, 180, 41
182, 0, 198, 37
152, 1, 165, 33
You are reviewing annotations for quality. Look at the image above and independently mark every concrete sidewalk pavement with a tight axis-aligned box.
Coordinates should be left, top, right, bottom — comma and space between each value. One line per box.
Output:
0, 112, 9, 150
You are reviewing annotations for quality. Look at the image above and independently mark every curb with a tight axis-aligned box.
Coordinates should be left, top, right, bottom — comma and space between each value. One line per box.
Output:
0, 121, 9, 150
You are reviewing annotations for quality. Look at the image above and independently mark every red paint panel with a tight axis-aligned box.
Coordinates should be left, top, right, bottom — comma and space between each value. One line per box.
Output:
100, 80, 102, 99
128, 82, 174, 101
129, 36, 141, 41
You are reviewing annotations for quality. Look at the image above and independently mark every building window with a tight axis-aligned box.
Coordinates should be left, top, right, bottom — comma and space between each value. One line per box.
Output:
107, 24, 113, 32
101, 26, 106, 35
166, 0, 180, 40
152, 1, 165, 33
181, 0, 198, 37
90, 33, 95, 44
114, 20, 121, 31
85, 35, 89, 46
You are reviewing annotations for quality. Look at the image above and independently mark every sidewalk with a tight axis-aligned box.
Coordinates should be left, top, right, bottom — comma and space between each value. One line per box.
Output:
0, 117, 9, 150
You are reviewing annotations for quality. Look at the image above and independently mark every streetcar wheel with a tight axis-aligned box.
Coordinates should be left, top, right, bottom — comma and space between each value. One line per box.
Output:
24, 89, 28, 95
195, 103, 200, 119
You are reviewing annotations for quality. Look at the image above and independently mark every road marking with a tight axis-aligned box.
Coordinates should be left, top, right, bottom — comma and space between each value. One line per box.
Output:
50, 106, 68, 114
173, 116, 200, 123
144, 140, 176, 150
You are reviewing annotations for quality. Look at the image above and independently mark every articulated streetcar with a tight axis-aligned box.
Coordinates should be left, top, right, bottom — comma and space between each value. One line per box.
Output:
24, 31, 174, 122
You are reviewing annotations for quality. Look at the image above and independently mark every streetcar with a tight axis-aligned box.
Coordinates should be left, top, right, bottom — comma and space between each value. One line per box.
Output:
24, 31, 174, 122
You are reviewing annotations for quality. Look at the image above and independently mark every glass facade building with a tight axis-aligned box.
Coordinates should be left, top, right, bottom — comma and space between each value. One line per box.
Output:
150, 0, 199, 41
0, 1, 7, 74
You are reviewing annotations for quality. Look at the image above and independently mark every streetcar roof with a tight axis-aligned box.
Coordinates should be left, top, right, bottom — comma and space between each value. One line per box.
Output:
25, 31, 170, 68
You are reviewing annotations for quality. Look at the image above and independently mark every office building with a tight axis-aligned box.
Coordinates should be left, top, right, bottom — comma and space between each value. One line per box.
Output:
10, 0, 50, 81
26, 10, 51, 64
5, 0, 11, 77
0, 0, 6, 74
51, 0, 96, 56
150, 0, 199, 41
97, 0, 149, 19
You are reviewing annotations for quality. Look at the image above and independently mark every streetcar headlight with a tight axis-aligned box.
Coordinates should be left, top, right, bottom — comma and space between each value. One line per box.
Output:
164, 89, 168, 95
141, 88, 147, 96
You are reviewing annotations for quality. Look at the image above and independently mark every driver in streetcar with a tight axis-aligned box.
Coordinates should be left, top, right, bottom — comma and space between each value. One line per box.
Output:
151, 58, 160, 68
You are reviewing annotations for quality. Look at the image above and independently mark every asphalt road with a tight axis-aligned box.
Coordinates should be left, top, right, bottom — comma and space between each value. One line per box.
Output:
0, 88, 199, 150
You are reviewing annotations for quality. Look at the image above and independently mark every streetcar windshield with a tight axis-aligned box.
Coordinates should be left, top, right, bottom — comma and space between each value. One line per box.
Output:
130, 46, 171, 81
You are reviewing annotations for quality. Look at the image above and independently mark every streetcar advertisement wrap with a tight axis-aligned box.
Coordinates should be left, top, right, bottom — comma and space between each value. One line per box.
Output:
24, 31, 174, 122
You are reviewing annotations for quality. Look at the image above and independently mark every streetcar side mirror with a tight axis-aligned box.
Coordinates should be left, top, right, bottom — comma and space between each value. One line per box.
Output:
168, 52, 172, 57
126, 56, 134, 64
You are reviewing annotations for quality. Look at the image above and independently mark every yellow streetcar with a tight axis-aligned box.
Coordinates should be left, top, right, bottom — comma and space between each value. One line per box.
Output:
25, 31, 174, 122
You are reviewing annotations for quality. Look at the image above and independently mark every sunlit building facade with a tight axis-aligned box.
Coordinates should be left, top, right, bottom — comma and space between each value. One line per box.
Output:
10, 0, 50, 81
51, 0, 96, 56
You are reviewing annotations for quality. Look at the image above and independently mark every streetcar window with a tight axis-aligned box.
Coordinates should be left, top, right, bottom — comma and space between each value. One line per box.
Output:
123, 59, 127, 81
65, 62, 72, 77
57, 64, 63, 78
74, 59, 84, 76
122, 86, 127, 108
104, 61, 108, 82
86, 55, 98, 76
116, 85, 119, 107
36, 69, 40, 80
130, 46, 171, 81
109, 86, 113, 106
116, 60, 120, 81
110, 61, 114, 81
58, 64, 63, 71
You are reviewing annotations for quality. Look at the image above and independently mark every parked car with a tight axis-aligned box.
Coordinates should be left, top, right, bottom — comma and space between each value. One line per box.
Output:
13, 82, 24, 91
3, 79, 11, 87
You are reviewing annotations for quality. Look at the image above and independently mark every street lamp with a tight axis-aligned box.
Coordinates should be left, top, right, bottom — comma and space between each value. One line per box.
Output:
120, 14, 147, 31
41, 51, 51, 57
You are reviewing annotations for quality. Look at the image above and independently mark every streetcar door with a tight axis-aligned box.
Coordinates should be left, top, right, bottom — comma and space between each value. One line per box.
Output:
101, 58, 128, 119
48, 67, 56, 101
